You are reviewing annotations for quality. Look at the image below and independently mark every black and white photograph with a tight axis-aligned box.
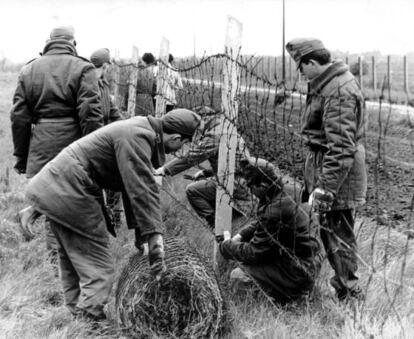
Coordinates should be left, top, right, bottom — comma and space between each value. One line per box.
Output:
0, 0, 413, 338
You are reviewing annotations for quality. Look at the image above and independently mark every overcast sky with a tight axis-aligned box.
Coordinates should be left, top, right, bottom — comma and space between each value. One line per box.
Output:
0, 0, 413, 63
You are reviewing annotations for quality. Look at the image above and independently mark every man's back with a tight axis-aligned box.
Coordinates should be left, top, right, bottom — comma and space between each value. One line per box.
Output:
11, 38, 103, 177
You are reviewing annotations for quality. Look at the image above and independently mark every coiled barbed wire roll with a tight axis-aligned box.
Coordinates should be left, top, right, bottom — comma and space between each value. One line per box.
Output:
115, 236, 226, 338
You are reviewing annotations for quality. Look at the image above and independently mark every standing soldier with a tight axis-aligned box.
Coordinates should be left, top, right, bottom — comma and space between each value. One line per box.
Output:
11, 26, 103, 259
90, 48, 123, 229
286, 38, 367, 301
135, 52, 157, 116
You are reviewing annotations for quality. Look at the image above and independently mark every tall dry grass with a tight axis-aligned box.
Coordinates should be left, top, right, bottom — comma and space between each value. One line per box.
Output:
1, 72, 413, 338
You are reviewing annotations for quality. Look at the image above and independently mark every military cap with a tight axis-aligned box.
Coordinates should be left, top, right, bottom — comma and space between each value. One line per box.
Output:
50, 26, 75, 40
285, 38, 325, 64
162, 109, 201, 141
90, 48, 112, 67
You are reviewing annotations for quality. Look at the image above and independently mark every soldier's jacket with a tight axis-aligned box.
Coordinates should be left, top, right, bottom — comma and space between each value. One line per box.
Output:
163, 114, 250, 176
220, 186, 321, 264
302, 60, 367, 209
10, 39, 103, 177
98, 77, 121, 125
134, 65, 156, 116
219, 184, 322, 302
26, 116, 166, 244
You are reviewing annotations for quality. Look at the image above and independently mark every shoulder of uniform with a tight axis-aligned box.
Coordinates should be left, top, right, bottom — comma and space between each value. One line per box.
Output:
25, 58, 37, 65
75, 55, 93, 64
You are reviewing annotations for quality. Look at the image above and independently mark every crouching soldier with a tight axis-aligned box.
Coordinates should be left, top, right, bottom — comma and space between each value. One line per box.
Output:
24, 109, 201, 321
155, 106, 253, 230
219, 158, 322, 303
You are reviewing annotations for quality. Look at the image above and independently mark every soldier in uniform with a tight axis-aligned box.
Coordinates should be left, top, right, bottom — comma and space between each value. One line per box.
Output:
219, 158, 322, 303
24, 109, 201, 321
11, 26, 103, 259
135, 52, 157, 116
154, 106, 253, 230
286, 38, 367, 300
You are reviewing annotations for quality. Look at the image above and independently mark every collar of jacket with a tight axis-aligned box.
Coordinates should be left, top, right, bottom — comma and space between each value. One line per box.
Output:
147, 116, 166, 167
308, 59, 349, 94
42, 39, 78, 56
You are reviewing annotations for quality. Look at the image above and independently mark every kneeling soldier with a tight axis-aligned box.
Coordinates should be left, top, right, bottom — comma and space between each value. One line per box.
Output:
219, 158, 322, 303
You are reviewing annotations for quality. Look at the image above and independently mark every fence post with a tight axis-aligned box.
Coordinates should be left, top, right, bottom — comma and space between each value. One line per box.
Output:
127, 46, 139, 117
213, 16, 242, 268
372, 56, 377, 95
113, 49, 121, 108
358, 56, 364, 93
155, 37, 170, 117
404, 55, 409, 95
387, 55, 392, 96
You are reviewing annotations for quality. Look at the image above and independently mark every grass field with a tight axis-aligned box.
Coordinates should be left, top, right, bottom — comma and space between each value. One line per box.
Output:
1, 72, 414, 338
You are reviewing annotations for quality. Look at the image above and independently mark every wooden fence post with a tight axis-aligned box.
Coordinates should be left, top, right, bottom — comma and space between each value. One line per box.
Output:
372, 56, 377, 95
113, 49, 121, 108
387, 55, 392, 95
358, 56, 363, 93
213, 16, 242, 268
155, 37, 170, 117
127, 46, 139, 117
404, 55, 409, 95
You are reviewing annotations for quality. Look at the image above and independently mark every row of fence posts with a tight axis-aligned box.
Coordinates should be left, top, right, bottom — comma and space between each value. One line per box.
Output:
113, 44, 412, 117
112, 39, 171, 119
110, 15, 411, 268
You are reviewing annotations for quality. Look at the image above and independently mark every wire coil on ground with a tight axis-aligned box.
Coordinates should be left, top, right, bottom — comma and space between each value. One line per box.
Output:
115, 237, 226, 338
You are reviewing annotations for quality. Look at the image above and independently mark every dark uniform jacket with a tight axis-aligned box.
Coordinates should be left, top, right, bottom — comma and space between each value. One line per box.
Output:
98, 77, 121, 125
134, 65, 156, 116
10, 39, 103, 177
220, 187, 321, 264
302, 60, 367, 209
219, 185, 322, 301
26, 116, 166, 244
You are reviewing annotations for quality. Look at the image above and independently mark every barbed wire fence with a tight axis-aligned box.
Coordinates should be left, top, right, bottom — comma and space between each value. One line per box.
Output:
111, 16, 414, 337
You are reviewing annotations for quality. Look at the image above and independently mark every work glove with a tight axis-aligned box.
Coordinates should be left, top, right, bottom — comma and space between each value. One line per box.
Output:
154, 167, 166, 176
17, 206, 41, 241
232, 233, 242, 242
308, 188, 335, 213
215, 230, 231, 243
14, 156, 27, 174
153, 167, 165, 186
147, 233, 167, 281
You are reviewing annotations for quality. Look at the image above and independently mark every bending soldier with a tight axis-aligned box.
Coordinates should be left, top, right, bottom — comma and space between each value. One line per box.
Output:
24, 109, 201, 321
